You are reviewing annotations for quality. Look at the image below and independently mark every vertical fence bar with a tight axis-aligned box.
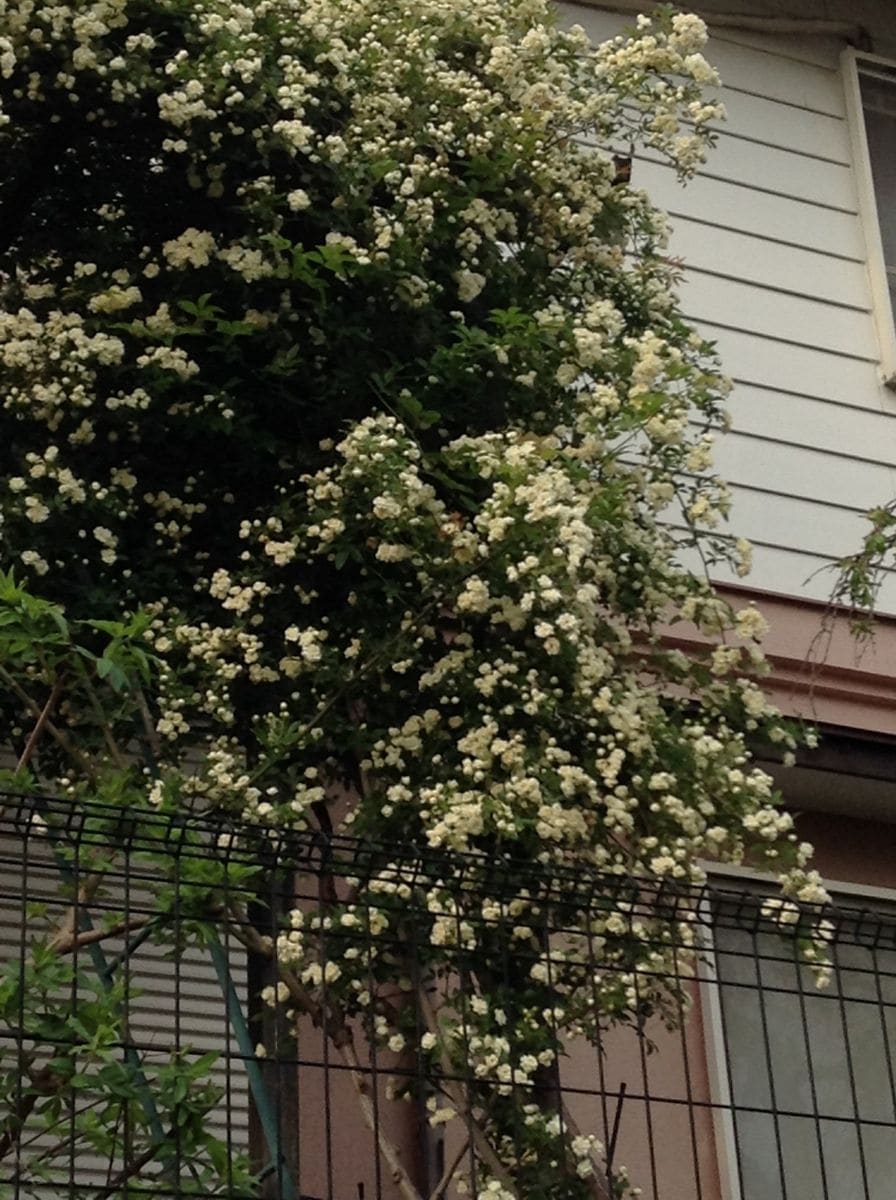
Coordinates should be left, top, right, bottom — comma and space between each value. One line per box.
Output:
672, 935, 705, 1200
793, 930, 831, 1200
749, 920, 789, 1199
208, 934, 299, 1200
699, 901, 747, 1200
631, 917, 660, 1200
831, 934, 873, 1200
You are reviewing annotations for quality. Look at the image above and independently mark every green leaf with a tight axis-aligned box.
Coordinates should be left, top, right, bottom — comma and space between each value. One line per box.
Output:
86, 619, 125, 635
96, 657, 128, 691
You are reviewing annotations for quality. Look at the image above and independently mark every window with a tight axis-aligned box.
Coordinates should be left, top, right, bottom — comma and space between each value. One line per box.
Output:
843, 50, 896, 386
706, 890, 896, 1200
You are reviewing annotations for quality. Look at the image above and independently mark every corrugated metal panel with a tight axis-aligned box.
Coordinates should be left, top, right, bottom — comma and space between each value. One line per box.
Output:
0, 829, 251, 1193
562, 4, 896, 613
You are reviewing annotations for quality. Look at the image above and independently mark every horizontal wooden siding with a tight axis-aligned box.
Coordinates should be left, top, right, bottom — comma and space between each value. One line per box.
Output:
561, 4, 896, 612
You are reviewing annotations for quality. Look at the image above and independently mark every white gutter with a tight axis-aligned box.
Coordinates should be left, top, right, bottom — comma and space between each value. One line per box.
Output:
575, 0, 866, 43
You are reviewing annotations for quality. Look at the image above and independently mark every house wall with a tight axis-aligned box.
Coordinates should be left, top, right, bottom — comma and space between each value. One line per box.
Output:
667, 585, 896, 737
561, 2, 896, 614
561, 808, 896, 1200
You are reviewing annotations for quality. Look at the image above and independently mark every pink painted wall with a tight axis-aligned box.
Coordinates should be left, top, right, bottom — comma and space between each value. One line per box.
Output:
561, 987, 725, 1200
293, 1014, 425, 1200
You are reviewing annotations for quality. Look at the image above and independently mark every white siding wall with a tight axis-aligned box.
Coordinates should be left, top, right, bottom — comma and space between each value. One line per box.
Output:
561, 4, 896, 612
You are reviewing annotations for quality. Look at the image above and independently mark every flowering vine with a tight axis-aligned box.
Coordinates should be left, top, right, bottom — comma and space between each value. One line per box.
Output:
0, 1, 828, 1196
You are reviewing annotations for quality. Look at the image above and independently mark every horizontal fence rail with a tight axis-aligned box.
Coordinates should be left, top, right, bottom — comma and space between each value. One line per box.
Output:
0, 792, 893, 1200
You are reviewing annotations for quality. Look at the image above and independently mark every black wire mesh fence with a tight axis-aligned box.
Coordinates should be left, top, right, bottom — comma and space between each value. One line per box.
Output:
0, 791, 895, 1200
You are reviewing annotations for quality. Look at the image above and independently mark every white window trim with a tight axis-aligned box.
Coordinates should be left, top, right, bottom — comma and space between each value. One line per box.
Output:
698, 862, 896, 1200
842, 47, 896, 390
698, 918, 743, 1200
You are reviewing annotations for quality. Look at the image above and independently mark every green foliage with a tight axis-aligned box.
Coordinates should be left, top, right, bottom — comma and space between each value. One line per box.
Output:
0, 932, 253, 1198
832, 500, 896, 637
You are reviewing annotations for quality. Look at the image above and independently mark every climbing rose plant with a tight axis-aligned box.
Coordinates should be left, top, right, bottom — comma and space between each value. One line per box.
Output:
0, 0, 829, 1196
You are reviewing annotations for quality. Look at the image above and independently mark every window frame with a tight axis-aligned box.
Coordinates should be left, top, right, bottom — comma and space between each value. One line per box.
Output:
842, 47, 896, 389
699, 863, 896, 1200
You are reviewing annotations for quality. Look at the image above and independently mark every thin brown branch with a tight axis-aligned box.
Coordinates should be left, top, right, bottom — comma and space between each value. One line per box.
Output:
0, 665, 94, 777
416, 983, 609, 1199
0, 1062, 60, 1162
337, 1034, 425, 1200
93, 1130, 166, 1198
14, 1093, 109, 1157
227, 913, 325, 1025
0, 1095, 37, 1162
292, 572, 484, 748
233, 902, 488, 1200
76, 664, 129, 770
557, 1100, 613, 1200
134, 686, 163, 763
16, 675, 65, 773
226, 902, 280, 960
346, 698, 375, 801
428, 1135, 470, 1200
47, 870, 111, 953
416, 987, 518, 1198
441, 1081, 517, 1195
310, 801, 338, 906
271, 967, 422, 1200
49, 915, 152, 955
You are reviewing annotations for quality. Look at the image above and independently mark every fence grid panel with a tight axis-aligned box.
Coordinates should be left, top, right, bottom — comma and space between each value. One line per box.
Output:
0, 792, 891, 1200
